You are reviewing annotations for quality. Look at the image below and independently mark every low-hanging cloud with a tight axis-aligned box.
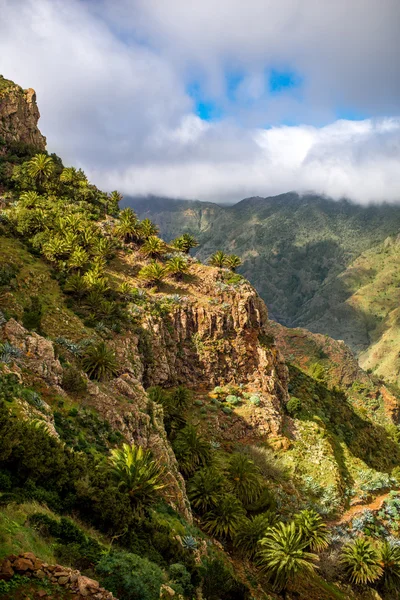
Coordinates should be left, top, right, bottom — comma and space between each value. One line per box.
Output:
0, 0, 399, 204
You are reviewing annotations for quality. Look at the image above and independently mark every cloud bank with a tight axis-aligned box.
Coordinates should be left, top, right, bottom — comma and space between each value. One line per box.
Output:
0, 0, 399, 203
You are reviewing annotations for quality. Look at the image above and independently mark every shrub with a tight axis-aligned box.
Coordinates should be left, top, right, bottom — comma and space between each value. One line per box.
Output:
109, 443, 166, 507
172, 425, 212, 477
340, 537, 382, 585
234, 512, 276, 557
187, 467, 225, 513
96, 551, 165, 600
81, 341, 118, 381
225, 394, 240, 405
226, 453, 262, 505
199, 557, 248, 600
286, 396, 302, 416
203, 494, 245, 540
22, 295, 43, 332
379, 539, 400, 592
62, 366, 87, 393
258, 521, 318, 592
294, 509, 329, 552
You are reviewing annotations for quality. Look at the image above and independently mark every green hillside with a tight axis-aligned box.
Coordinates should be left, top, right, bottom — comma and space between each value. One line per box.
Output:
129, 194, 400, 380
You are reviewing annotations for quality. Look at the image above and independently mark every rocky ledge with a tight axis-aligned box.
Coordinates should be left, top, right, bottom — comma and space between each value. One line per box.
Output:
0, 553, 116, 599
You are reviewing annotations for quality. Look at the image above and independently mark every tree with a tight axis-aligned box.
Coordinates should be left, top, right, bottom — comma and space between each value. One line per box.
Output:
226, 453, 262, 505
141, 236, 167, 259
172, 424, 212, 477
172, 234, 199, 254
19, 191, 42, 208
166, 256, 189, 280
258, 521, 318, 593
340, 537, 382, 585
187, 467, 225, 513
115, 208, 141, 243
109, 443, 166, 506
203, 494, 245, 540
379, 539, 400, 593
108, 190, 122, 214
81, 342, 119, 381
138, 261, 167, 288
234, 513, 276, 557
226, 254, 242, 272
208, 251, 228, 268
27, 154, 54, 186
294, 509, 329, 552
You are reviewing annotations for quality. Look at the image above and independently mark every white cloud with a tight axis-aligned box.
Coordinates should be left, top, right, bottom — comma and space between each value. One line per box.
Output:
0, 0, 399, 204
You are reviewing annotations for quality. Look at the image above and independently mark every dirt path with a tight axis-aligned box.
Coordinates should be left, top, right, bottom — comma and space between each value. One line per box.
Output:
330, 491, 395, 526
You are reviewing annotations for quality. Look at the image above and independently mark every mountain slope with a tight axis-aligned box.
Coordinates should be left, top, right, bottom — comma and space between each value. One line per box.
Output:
128, 194, 400, 380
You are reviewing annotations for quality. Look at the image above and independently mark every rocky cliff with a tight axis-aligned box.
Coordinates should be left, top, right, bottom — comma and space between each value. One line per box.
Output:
0, 75, 46, 152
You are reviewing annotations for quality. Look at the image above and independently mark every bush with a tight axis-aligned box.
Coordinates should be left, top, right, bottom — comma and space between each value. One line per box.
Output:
286, 396, 302, 416
96, 551, 165, 600
22, 295, 43, 332
62, 366, 88, 393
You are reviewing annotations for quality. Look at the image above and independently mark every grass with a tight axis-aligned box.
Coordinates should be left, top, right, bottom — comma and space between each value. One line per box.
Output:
0, 502, 57, 562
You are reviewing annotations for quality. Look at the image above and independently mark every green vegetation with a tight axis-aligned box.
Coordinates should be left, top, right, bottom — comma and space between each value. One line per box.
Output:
340, 538, 382, 585
81, 341, 119, 381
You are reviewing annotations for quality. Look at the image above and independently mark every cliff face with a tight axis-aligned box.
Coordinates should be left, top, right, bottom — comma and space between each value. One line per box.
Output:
0, 75, 46, 152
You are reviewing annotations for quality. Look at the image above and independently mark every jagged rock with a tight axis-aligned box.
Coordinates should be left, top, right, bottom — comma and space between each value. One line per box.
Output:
13, 557, 34, 572
0, 76, 46, 152
77, 574, 100, 596
0, 558, 14, 580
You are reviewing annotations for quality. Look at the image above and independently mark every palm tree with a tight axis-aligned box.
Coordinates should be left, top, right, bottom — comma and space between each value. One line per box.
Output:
226, 254, 242, 272
108, 190, 122, 213
258, 521, 318, 593
138, 261, 168, 288
91, 236, 115, 259
226, 453, 262, 505
234, 512, 276, 558
340, 537, 382, 585
166, 256, 189, 280
28, 154, 54, 187
81, 341, 119, 381
209, 251, 228, 268
187, 467, 225, 513
203, 494, 245, 540
172, 424, 212, 477
170, 386, 192, 411
139, 218, 159, 239
42, 236, 68, 262
109, 442, 166, 506
83, 270, 110, 294
114, 208, 141, 243
141, 236, 167, 259
294, 509, 329, 552
379, 539, 400, 593
60, 166, 78, 184
172, 234, 199, 253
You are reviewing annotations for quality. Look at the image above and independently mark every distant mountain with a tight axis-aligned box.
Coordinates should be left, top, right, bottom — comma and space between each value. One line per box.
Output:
127, 193, 400, 383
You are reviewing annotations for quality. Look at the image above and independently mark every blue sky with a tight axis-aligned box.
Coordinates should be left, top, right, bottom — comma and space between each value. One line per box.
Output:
1, 0, 400, 203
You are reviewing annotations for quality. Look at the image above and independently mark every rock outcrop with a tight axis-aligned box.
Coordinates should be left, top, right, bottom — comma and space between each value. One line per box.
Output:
0, 553, 117, 599
0, 75, 46, 152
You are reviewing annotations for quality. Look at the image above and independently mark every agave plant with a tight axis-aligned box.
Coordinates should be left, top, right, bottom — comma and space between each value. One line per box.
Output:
0, 342, 23, 364
109, 442, 166, 506
138, 261, 168, 288
379, 539, 400, 592
172, 424, 212, 476
166, 256, 189, 280
187, 467, 225, 513
294, 509, 329, 552
182, 535, 198, 551
81, 341, 118, 381
258, 521, 318, 592
340, 537, 383, 585
203, 493, 245, 540
234, 512, 276, 557
208, 251, 228, 268
226, 453, 263, 505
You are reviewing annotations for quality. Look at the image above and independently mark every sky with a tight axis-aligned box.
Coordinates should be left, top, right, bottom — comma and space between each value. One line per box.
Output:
1, 0, 400, 204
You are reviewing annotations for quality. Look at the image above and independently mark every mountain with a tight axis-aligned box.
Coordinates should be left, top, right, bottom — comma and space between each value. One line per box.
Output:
127, 194, 400, 383
2, 76, 400, 600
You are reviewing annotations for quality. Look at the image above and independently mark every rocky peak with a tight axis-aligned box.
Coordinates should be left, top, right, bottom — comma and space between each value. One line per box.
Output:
0, 75, 46, 152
